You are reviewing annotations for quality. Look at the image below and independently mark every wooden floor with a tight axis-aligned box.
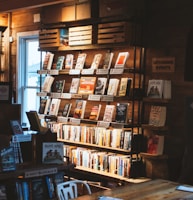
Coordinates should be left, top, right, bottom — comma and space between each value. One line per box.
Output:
74, 179, 193, 200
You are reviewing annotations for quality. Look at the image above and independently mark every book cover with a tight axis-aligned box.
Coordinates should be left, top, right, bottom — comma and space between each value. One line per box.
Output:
55, 56, 65, 70
115, 103, 128, 123
42, 52, 54, 70
102, 52, 114, 69
42, 76, 55, 93
147, 135, 164, 155
73, 100, 87, 119
90, 53, 102, 69
114, 52, 129, 68
163, 80, 172, 99
75, 53, 87, 70
31, 178, 48, 200
42, 142, 64, 164
49, 98, 61, 116
58, 103, 72, 117
22, 181, 30, 200
103, 105, 115, 122
38, 98, 47, 114
10, 120, 23, 135
0, 146, 16, 172
65, 54, 74, 69
44, 98, 51, 115
45, 176, 56, 199
89, 104, 102, 120
107, 78, 120, 96
78, 76, 96, 95
0, 185, 7, 200
95, 77, 107, 95
123, 131, 132, 150
51, 79, 65, 93
69, 78, 80, 94
149, 105, 167, 127
118, 78, 132, 97
147, 79, 164, 98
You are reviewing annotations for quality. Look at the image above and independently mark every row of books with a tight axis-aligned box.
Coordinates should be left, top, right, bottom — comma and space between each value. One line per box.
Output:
64, 146, 131, 177
55, 124, 132, 150
147, 79, 171, 99
40, 100, 129, 123
15, 171, 64, 200
42, 75, 132, 97
43, 51, 129, 71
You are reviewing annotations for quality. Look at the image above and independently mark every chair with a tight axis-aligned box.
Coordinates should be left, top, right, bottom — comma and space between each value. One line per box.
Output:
57, 179, 92, 200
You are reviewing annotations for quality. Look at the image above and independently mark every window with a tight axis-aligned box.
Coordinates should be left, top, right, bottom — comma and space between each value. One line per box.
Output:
17, 31, 45, 126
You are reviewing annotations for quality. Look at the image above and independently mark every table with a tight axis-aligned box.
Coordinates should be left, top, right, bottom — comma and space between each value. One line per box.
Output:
74, 179, 193, 200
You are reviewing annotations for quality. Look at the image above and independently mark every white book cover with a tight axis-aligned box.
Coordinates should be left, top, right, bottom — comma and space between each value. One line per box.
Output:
42, 76, 55, 93
42, 142, 64, 164
114, 52, 129, 68
147, 79, 164, 98
49, 98, 61, 116
69, 78, 80, 94
65, 54, 74, 69
103, 105, 115, 122
102, 52, 114, 69
95, 77, 107, 95
75, 53, 87, 70
107, 78, 120, 96
149, 105, 167, 127
90, 53, 102, 69
42, 52, 54, 70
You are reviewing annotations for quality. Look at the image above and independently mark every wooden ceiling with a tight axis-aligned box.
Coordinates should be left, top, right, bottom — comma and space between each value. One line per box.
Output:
0, 0, 74, 13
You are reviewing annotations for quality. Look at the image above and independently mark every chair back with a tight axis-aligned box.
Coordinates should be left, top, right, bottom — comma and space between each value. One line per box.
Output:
57, 180, 92, 200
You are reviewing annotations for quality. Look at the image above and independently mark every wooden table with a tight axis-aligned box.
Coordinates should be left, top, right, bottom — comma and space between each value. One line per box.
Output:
74, 179, 193, 200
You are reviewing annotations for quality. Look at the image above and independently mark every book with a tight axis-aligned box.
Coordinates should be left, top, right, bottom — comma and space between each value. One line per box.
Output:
22, 181, 30, 200
89, 104, 102, 120
42, 76, 55, 93
103, 105, 115, 122
55, 56, 65, 70
0, 185, 7, 200
149, 105, 167, 127
31, 178, 48, 200
95, 77, 107, 95
147, 79, 164, 98
69, 78, 80, 94
42, 52, 54, 70
115, 103, 129, 123
51, 79, 65, 93
114, 52, 129, 68
38, 98, 47, 114
107, 78, 120, 96
0, 146, 16, 172
90, 53, 102, 69
123, 131, 132, 150
45, 176, 56, 199
65, 54, 74, 69
75, 53, 87, 70
102, 52, 114, 69
42, 142, 64, 164
58, 103, 72, 117
78, 76, 96, 95
44, 98, 51, 115
163, 80, 172, 99
73, 100, 87, 119
147, 135, 164, 155
49, 98, 61, 116
10, 120, 23, 135
118, 78, 132, 97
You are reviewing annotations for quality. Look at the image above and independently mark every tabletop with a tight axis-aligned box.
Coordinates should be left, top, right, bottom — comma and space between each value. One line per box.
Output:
74, 179, 193, 200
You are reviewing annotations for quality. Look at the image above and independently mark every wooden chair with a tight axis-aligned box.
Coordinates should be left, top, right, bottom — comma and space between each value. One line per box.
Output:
56, 179, 92, 200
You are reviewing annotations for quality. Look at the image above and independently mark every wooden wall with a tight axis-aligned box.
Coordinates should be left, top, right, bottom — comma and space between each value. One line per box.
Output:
1, 0, 193, 181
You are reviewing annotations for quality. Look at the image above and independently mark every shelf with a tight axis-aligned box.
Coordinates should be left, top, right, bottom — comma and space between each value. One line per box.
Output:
143, 97, 170, 104
140, 152, 168, 160
57, 139, 131, 155
141, 124, 168, 131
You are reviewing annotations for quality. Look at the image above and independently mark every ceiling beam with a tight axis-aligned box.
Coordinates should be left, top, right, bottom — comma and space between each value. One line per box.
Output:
0, 0, 72, 13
